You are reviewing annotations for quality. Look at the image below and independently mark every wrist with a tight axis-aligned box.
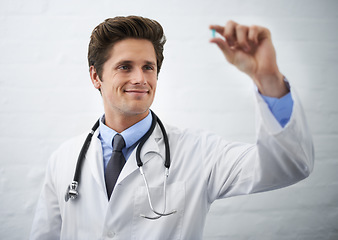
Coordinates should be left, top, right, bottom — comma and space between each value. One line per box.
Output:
254, 72, 289, 98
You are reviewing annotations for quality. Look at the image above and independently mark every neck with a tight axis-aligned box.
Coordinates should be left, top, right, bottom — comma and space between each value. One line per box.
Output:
104, 110, 149, 133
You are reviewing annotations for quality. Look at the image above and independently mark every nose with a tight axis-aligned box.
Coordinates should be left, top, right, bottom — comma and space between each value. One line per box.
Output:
130, 68, 146, 85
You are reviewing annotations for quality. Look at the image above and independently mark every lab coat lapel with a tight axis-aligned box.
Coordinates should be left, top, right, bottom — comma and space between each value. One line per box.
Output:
116, 124, 164, 185
86, 130, 107, 195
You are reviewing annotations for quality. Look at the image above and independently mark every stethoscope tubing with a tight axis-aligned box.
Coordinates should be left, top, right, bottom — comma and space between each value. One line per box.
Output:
136, 110, 170, 168
73, 119, 100, 182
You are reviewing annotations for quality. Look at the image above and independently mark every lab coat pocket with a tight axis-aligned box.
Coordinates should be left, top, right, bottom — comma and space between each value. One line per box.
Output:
132, 181, 185, 240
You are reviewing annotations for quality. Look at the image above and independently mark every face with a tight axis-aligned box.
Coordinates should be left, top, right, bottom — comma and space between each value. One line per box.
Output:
90, 38, 157, 123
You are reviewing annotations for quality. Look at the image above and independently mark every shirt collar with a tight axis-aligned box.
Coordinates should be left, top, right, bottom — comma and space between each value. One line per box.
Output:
99, 112, 152, 149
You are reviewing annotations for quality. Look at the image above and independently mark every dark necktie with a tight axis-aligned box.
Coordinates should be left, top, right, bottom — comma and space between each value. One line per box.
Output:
105, 134, 126, 200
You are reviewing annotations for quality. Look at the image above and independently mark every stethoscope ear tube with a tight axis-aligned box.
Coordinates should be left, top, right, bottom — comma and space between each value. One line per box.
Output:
136, 110, 171, 168
136, 110, 158, 167
136, 110, 175, 219
155, 115, 170, 168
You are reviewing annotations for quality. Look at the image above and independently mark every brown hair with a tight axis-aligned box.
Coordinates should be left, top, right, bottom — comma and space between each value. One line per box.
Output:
88, 16, 166, 80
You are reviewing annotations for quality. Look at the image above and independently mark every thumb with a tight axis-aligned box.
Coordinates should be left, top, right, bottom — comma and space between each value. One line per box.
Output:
210, 38, 233, 60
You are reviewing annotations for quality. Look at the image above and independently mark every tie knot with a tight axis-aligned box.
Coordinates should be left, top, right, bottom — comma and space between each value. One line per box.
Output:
112, 134, 125, 152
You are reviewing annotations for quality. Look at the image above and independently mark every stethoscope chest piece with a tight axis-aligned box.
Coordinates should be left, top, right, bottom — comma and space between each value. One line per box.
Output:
65, 181, 79, 202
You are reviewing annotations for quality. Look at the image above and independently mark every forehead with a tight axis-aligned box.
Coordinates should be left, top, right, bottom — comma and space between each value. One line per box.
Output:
108, 38, 156, 63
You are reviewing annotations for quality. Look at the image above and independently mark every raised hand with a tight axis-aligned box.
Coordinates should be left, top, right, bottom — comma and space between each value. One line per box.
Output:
210, 21, 288, 98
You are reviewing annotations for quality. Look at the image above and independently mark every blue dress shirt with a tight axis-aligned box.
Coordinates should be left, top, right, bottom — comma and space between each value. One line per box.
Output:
261, 92, 293, 127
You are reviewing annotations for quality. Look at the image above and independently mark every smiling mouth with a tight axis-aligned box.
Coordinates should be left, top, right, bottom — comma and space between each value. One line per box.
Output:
124, 89, 150, 97
124, 89, 149, 93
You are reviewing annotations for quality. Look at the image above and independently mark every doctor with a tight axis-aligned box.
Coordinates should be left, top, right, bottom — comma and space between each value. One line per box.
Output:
30, 16, 314, 239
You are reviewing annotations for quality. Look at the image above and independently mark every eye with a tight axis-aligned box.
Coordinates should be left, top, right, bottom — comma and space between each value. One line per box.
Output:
143, 65, 154, 71
118, 65, 131, 71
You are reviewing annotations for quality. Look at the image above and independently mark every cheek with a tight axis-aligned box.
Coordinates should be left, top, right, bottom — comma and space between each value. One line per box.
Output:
151, 80, 157, 90
148, 75, 158, 89
102, 73, 123, 91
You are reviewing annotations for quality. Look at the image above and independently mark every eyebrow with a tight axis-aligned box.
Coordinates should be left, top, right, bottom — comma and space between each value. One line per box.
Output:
115, 60, 156, 66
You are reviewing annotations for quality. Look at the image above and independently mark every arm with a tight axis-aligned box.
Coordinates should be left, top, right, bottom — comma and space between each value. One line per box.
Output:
206, 87, 314, 201
30, 154, 61, 240
205, 21, 314, 201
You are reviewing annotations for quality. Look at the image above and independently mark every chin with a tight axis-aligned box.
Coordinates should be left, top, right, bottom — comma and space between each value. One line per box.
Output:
123, 106, 150, 116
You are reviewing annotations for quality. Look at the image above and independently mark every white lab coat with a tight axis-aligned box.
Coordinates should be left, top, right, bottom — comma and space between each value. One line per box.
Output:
30, 90, 314, 240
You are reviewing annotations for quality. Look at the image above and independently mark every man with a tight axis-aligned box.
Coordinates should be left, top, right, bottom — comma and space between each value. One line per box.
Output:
30, 16, 314, 239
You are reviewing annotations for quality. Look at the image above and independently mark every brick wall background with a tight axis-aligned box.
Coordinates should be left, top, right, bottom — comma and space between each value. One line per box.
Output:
1, 0, 337, 239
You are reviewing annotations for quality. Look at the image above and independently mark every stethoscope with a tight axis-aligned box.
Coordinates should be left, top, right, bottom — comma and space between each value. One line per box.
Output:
64, 110, 176, 220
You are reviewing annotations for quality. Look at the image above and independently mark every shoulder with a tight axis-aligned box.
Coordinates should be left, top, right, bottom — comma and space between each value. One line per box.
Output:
54, 132, 88, 155
164, 122, 228, 147
48, 132, 92, 169
164, 123, 199, 140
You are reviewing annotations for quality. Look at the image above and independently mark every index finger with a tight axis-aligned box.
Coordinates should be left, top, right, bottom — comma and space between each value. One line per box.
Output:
209, 25, 225, 36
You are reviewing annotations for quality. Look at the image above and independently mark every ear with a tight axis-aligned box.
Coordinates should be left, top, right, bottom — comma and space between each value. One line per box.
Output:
89, 66, 102, 90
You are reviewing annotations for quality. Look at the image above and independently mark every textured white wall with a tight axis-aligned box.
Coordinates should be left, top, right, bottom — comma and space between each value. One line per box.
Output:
1, 0, 337, 239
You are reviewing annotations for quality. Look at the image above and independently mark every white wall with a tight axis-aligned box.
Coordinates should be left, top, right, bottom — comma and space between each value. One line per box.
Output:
1, 0, 337, 239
